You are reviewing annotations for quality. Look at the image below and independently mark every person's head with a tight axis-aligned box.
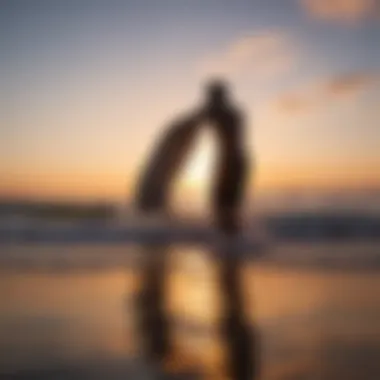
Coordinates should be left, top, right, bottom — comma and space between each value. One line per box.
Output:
205, 79, 230, 106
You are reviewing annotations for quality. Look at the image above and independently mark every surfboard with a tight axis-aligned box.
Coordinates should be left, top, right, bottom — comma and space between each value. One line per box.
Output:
135, 116, 200, 214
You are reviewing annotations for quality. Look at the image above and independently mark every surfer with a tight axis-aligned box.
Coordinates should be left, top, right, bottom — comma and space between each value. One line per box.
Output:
136, 79, 249, 234
201, 79, 248, 236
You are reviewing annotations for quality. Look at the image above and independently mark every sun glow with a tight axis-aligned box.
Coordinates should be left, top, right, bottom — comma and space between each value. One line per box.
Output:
179, 129, 217, 188
171, 129, 217, 213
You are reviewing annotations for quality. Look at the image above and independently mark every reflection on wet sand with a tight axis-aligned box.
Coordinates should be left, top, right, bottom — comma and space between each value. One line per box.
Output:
135, 245, 259, 379
0, 245, 380, 379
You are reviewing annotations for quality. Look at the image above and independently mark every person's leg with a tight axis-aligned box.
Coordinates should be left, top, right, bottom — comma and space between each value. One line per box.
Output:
213, 152, 248, 235
216, 207, 240, 235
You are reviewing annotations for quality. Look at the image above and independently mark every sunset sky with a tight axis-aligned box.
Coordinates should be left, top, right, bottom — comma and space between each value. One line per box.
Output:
1, 0, 379, 207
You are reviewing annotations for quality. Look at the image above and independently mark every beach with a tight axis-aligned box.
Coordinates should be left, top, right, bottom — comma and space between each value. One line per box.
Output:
0, 243, 379, 379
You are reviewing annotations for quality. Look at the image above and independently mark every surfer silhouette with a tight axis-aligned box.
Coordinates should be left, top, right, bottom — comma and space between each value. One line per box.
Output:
135, 80, 256, 380
201, 80, 248, 235
136, 79, 248, 234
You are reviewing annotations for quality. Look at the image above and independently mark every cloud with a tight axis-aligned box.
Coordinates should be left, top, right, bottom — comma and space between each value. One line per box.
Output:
197, 31, 295, 82
324, 72, 379, 96
273, 71, 380, 114
300, 0, 380, 22
274, 92, 313, 114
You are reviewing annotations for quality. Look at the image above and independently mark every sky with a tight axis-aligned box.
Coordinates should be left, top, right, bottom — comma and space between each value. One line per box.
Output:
1, 0, 380, 208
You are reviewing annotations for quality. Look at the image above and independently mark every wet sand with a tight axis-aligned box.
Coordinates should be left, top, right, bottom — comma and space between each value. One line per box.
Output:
0, 244, 379, 379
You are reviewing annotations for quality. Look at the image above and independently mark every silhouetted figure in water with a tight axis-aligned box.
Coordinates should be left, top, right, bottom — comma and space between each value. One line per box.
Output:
135, 80, 256, 380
